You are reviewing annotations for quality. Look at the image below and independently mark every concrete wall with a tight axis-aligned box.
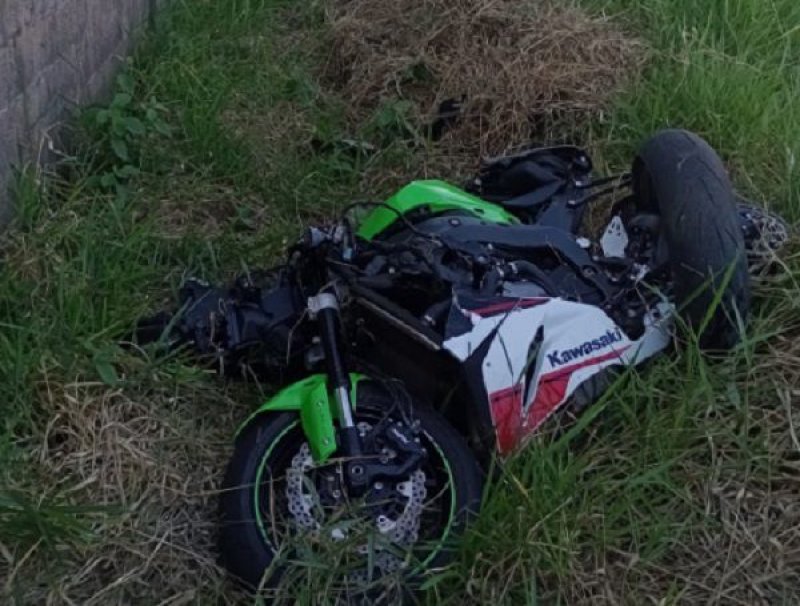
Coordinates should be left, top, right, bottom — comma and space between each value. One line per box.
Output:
0, 0, 162, 223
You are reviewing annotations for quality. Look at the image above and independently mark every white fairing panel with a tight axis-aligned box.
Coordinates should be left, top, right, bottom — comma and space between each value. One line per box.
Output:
443, 298, 673, 454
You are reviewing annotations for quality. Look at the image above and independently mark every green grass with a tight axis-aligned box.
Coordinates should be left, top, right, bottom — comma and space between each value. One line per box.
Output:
1, 0, 799, 603
587, 0, 800, 214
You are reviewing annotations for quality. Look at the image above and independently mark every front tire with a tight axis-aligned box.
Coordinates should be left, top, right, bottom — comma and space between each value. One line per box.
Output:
218, 380, 483, 597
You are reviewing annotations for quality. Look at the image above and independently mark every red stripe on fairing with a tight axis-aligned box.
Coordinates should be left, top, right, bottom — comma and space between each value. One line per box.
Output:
488, 345, 630, 455
471, 298, 548, 317
538, 345, 630, 383
525, 345, 630, 431
488, 384, 524, 454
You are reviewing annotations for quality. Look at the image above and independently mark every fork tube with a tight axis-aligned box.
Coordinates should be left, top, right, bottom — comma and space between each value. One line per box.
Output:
310, 293, 361, 457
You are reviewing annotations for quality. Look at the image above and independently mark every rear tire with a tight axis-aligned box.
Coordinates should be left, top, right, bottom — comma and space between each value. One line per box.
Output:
633, 129, 750, 349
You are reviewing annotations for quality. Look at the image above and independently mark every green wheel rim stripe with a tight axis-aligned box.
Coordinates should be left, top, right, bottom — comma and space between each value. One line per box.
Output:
253, 420, 299, 546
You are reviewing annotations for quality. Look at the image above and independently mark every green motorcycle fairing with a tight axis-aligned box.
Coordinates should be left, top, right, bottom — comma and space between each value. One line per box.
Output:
237, 373, 366, 463
356, 179, 517, 240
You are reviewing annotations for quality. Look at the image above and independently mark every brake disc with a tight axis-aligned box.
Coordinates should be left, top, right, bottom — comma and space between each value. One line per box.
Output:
738, 203, 789, 273
285, 422, 427, 571
286, 443, 317, 530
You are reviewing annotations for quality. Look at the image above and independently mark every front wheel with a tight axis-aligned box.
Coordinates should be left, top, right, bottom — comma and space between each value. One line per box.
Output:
218, 380, 483, 599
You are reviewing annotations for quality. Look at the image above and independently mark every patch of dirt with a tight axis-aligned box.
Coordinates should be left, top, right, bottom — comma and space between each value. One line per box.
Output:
324, 0, 646, 156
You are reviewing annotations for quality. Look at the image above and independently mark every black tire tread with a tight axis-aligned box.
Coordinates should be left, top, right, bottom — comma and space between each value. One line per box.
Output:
634, 129, 750, 349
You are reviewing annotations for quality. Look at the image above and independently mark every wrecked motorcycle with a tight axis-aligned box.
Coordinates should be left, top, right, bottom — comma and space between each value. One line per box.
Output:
139, 129, 787, 593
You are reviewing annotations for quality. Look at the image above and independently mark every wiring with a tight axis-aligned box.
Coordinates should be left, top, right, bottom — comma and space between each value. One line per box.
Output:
339, 200, 457, 252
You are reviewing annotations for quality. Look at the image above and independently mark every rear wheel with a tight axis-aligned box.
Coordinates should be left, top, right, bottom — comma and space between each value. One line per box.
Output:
219, 380, 482, 601
632, 129, 750, 349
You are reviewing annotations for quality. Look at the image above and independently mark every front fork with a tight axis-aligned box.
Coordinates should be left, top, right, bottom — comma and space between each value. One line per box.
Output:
308, 292, 369, 492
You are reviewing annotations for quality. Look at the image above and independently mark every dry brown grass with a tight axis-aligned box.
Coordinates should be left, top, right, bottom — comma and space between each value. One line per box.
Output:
2, 376, 246, 605
595, 423, 800, 604
225, 0, 647, 200
323, 0, 646, 156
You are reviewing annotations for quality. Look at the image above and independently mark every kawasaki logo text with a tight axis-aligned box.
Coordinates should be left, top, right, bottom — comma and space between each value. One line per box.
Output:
546, 328, 623, 367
